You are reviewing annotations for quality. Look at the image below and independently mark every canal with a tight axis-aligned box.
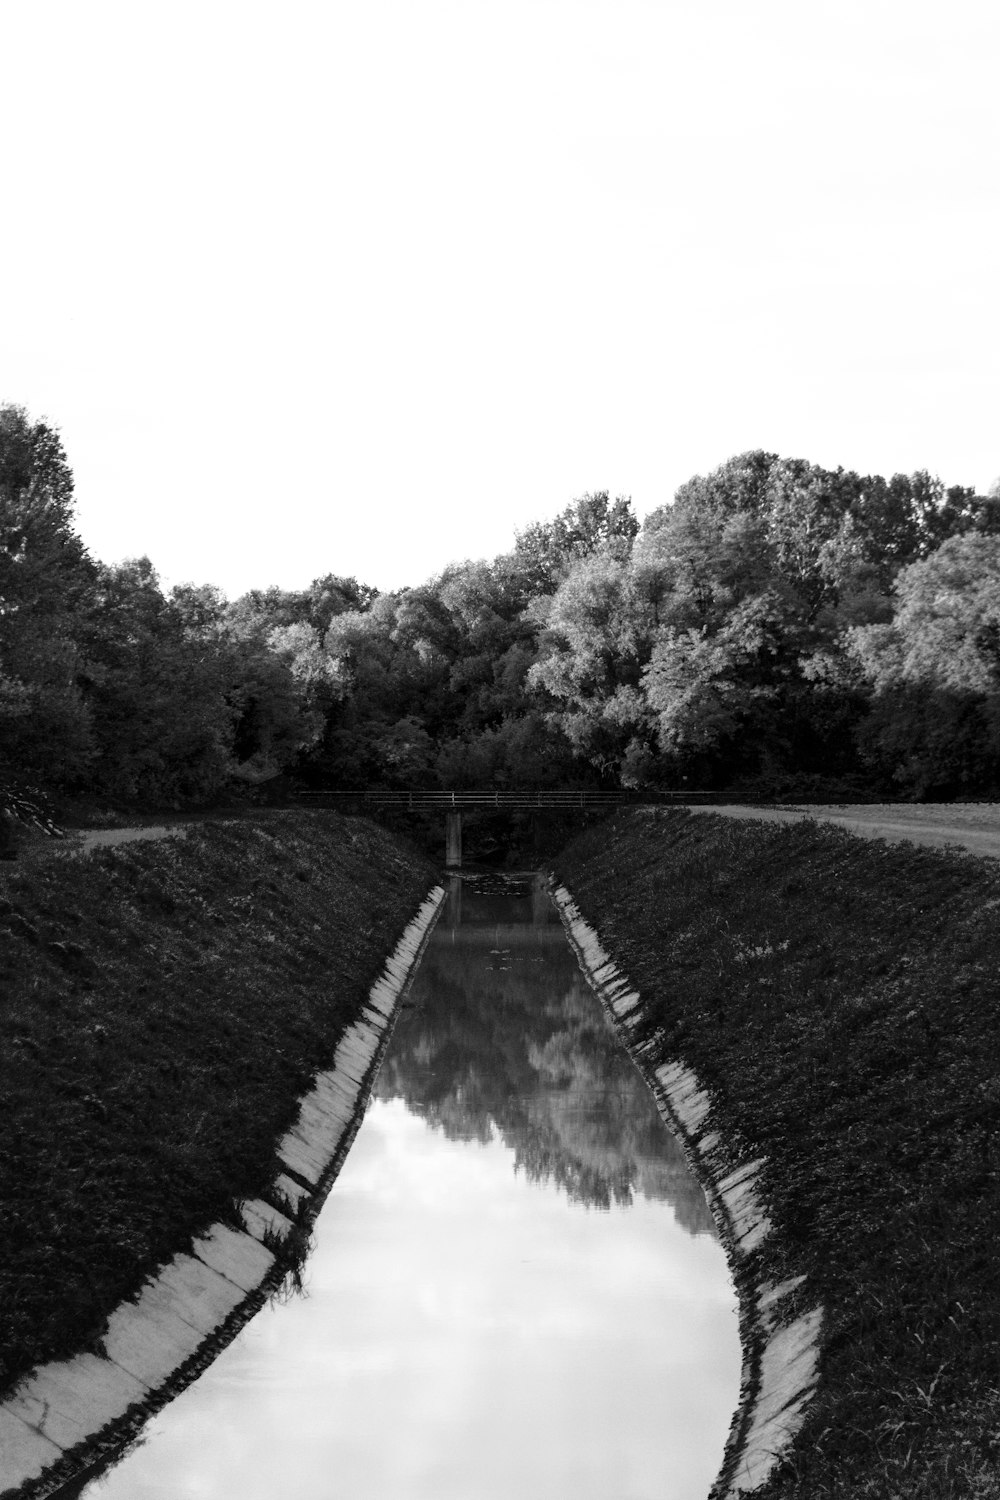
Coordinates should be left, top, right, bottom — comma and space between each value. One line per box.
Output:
78, 872, 739, 1499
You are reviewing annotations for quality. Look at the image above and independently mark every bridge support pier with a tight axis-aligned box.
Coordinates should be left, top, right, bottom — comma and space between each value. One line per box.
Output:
446, 873, 463, 928
445, 811, 463, 868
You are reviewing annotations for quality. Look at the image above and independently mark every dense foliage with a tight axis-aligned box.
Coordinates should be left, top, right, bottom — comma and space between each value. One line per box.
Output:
3, 401, 999, 805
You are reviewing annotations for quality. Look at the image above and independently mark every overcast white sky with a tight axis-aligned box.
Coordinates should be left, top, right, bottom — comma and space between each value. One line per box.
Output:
3, 0, 998, 599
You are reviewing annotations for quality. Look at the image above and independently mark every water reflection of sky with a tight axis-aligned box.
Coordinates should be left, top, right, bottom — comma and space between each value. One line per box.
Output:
81, 877, 739, 1500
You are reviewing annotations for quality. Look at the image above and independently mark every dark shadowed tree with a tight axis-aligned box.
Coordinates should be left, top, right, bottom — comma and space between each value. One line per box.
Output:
0, 405, 96, 786
173, 582, 339, 786
82, 559, 234, 800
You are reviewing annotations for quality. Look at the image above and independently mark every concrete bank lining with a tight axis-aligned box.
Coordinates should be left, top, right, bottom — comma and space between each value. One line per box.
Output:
550, 882, 823, 1500
0, 884, 446, 1500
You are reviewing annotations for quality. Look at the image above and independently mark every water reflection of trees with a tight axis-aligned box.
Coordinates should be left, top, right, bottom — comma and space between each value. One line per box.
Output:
376, 931, 716, 1237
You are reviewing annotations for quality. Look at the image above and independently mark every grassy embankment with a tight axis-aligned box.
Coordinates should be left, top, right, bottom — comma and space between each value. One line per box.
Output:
0, 811, 434, 1398
555, 809, 1000, 1500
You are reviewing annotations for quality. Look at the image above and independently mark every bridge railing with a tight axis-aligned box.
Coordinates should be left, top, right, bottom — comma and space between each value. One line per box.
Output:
293, 788, 720, 808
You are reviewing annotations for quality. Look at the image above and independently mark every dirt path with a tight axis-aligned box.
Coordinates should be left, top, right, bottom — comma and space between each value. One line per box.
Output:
689, 802, 1000, 860
70, 824, 192, 853
22, 802, 1000, 864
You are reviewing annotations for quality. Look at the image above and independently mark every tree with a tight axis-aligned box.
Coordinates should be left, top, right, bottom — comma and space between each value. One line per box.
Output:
512, 491, 638, 593
210, 581, 358, 785
225, 575, 377, 644
850, 535, 1000, 697
219, 623, 336, 786
529, 554, 651, 778
434, 713, 574, 788
0, 405, 96, 786
82, 559, 234, 800
306, 574, 378, 632
848, 535, 1000, 795
169, 581, 228, 637
432, 559, 541, 742
633, 501, 775, 630
642, 593, 787, 761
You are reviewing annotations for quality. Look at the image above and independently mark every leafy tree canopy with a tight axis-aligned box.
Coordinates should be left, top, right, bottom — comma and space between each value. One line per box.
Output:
512, 490, 638, 593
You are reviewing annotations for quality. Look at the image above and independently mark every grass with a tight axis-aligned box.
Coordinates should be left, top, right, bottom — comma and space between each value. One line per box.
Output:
0, 810, 434, 1397
554, 808, 1000, 1499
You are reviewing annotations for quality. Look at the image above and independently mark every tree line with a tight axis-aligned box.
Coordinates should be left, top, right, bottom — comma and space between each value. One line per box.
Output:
3, 400, 999, 807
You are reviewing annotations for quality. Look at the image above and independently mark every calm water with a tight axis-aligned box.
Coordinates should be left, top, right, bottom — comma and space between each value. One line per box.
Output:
80, 873, 739, 1500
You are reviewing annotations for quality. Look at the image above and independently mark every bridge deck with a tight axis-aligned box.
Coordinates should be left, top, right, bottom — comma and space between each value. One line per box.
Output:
295, 789, 714, 809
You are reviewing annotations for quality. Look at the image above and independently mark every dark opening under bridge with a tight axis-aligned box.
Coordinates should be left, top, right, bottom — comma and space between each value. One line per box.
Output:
295, 788, 723, 866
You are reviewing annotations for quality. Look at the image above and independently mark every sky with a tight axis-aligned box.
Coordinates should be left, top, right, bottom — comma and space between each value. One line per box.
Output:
3, 0, 998, 599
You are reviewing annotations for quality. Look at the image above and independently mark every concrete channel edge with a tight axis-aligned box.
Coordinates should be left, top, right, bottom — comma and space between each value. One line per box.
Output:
549, 880, 823, 1500
0, 883, 447, 1500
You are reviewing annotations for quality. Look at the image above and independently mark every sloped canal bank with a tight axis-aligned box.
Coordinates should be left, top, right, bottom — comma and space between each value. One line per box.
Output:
554, 808, 1000, 1500
0, 813, 438, 1497
55, 873, 740, 1500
